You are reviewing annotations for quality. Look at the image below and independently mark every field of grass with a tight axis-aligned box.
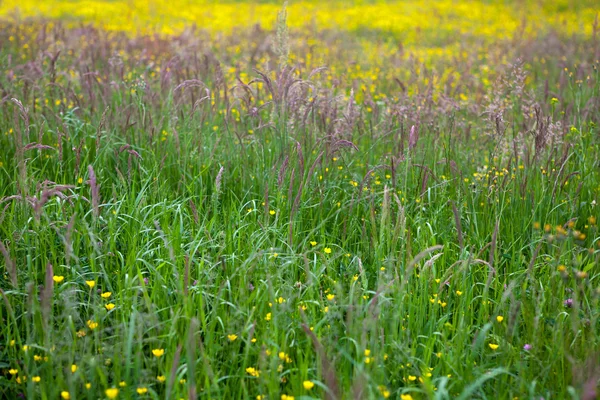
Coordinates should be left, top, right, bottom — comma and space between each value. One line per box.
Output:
0, 1, 599, 399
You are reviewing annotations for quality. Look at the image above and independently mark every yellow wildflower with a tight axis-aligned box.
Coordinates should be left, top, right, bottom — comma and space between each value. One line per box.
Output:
152, 348, 165, 357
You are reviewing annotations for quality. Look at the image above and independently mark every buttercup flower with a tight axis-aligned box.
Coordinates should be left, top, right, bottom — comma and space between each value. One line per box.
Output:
152, 348, 165, 357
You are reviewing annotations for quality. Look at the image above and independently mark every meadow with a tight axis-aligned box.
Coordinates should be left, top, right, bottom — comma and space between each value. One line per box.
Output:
0, 1, 599, 399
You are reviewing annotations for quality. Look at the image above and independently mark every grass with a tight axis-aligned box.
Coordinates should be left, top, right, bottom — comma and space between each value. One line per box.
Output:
0, 2, 599, 399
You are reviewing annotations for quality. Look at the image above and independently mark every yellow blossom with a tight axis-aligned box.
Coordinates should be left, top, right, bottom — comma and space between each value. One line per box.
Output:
303, 380, 315, 390
105, 303, 115, 311
137, 387, 148, 395
489, 343, 499, 350
157, 375, 166, 383
105, 388, 119, 399
152, 348, 165, 357
71, 364, 77, 373
227, 334, 238, 342
496, 316, 504, 323
85, 280, 96, 288
324, 247, 332, 254
101, 292, 112, 298
61, 392, 71, 399
87, 320, 99, 330
53, 275, 65, 283
32, 376, 41, 382
326, 294, 335, 301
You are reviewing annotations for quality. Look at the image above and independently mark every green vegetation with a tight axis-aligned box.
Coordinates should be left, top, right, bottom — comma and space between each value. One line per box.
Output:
0, 5, 599, 400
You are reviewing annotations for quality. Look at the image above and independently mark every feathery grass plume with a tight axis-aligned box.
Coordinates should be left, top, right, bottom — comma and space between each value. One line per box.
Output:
11, 98, 29, 198
275, 2, 289, 71
186, 319, 199, 399
96, 106, 110, 150
188, 199, 199, 225
408, 124, 418, 150
166, 345, 182, 400
41, 263, 54, 328
214, 166, 224, 196
277, 155, 289, 188
0, 241, 17, 287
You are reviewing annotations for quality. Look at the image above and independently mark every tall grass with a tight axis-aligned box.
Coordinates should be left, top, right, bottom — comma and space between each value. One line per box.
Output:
0, 5, 599, 399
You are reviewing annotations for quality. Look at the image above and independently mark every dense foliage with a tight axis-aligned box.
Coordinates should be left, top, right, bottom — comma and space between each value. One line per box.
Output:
0, 2, 599, 399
